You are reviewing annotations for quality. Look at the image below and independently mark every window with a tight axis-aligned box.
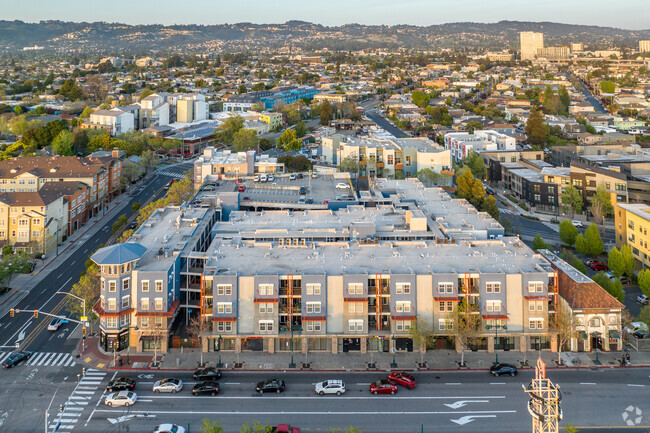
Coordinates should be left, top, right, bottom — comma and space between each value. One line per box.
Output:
438, 282, 454, 293
121, 295, 130, 309
529, 319, 544, 330
511, 156, 517, 163
348, 283, 363, 295
259, 320, 273, 332
588, 317, 602, 327
140, 317, 149, 328
528, 282, 543, 292
438, 318, 453, 331
32, 218, 40, 225
306, 283, 321, 295
486, 300, 502, 312
154, 317, 163, 328
120, 315, 129, 327
387, 155, 394, 165
217, 284, 232, 296
405, 155, 412, 166
108, 298, 116, 311
486, 282, 501, 293
106, 317, 118, 328
154, 298, 163, 311
259, 284, 274, 296
259, 303, 274, 314
306, 321, 314, 332
395, 320, 411, 332
216, 322, 233, 333
141, 298, 149, 310
32, 230, 40, 238
217, 302, 233, 314
155, 280, 163, 292
141, 281, 149, 292
348, 319, 363, 332
108, 281, 116, 292
122, 278, 130, 291
306, 302, 321, 314
396, 301, 411, 313
396, 283, 411, 294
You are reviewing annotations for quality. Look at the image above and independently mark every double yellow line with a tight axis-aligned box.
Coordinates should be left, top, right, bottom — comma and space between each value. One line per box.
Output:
19, 295, 69, 350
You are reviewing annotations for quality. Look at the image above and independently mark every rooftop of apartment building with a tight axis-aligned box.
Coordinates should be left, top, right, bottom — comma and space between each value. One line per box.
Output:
540, 166, 570, 177
128, 206, 209, 270
579, 153, 650, 166
0, 156, 104, 179
206, 237, 551, 277
616, 202, 650, 221
196, 149, 254, 166
509, 168, 544, 183
337, 136, 446, 153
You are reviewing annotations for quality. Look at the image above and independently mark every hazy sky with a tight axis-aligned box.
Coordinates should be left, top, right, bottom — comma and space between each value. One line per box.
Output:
3, 0, 649, 30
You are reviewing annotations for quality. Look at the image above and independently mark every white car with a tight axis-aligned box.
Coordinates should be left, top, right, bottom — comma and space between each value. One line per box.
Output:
637, 294, 649, 305
47, 316, 67, 331
315, 379, 346, 396
571, 220, 583, 228
253, 176, 260, 182
289, 174, 297, 181
153, 378, 183, 393
268, 175, 275, 182
153, 424, 186, 433
336, 183, 350, 189
105, 391, 137, 407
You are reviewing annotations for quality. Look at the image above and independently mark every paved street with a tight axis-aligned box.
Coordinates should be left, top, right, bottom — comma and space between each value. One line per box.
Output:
366, 109, 407, 138
0, 367, 642, 433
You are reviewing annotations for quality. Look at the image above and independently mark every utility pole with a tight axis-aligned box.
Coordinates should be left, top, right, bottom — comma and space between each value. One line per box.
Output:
523, 358, 562, 433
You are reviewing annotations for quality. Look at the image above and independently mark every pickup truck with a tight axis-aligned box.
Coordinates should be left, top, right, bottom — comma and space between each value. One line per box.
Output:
272, 425, 300, 433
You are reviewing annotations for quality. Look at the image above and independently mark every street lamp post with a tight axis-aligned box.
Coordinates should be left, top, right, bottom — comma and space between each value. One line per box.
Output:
486, 323, 507, 365
217, 335, 223, 368
282, 325, 302, 368
391, 335, 397, 368
56, 291, 86, 352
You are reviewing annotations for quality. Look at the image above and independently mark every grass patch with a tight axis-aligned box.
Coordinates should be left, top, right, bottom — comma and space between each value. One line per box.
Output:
522, 214, 540, 221
518, 203, 529, 211
507, 195, 518, 204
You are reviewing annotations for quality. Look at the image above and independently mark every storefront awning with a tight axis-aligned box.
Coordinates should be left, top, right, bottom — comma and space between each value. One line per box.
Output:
609, 330, 620, 339
578, 331, 588, 339
590, 331, 601, 338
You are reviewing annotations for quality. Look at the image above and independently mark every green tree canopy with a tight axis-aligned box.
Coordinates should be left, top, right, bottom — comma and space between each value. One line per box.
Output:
232, 128, 260, 152
638, 269, 650, 297
559, 220, 578, 246
465, 120, 483, 134
80, 107, 94, 119
463, 150, 485, 179
599, 80, 616, 94
561, 185, 583, 217
525, 108, 548, 147
608, 247, 624, 278
339, 156, 359, 174
58, 78, 84, 101
583, 223, 604, 256
592, 271, 624, 302
277, 128, 302, 152
319, 101, 333, 125
214, 116, 244, 144
411, 90, 430, 108
533, 234, 549, 250
52, 130, 74, 156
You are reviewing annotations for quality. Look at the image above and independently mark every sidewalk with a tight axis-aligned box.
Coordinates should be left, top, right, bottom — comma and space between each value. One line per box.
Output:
75, 335, 650, 373
0, 175, 159, 320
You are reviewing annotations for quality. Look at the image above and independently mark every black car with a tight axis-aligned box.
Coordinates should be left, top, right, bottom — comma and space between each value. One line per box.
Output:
129, 221, 137, 230
193, 367, 222, 381
256, 379, 285, 394
2, 351, 32, 368
192, 381, 220, 396
106, 377, 136, 392
489, 363, 518, 376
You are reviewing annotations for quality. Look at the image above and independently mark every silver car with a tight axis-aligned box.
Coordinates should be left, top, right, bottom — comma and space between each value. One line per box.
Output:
153, 378, 183, 393
315, 379, 345, 396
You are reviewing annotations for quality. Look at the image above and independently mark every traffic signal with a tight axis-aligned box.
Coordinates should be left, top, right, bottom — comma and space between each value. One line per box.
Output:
82, 327, 86, 337
10, 308, 14, 317
33, 310, 38, 318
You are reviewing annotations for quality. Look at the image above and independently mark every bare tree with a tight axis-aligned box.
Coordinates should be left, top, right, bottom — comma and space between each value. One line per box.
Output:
448, 300, 481, 367
85, 74, 108, 102
552, 306, 578, 365
408, 318, 436, 364
187, 315, 205, 367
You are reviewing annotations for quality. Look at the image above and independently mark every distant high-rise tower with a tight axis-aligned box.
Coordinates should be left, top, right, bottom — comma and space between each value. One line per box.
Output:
520, 32, 544, 61
640, 40, 650, 53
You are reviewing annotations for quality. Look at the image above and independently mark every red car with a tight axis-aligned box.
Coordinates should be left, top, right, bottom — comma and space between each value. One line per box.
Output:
272, 425, 300, 433
388, 372, 417, 389
369, 380, 398, 395
235, 178, 243, 184
238, 185, 246, 192
589, 261, 608, 271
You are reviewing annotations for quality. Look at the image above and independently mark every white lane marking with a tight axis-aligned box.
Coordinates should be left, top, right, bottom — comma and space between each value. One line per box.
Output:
4, 320, 32, 346
223, 382, 241, 385
580, 383, 597, 385
40, 353, 56, 366
490, 383, 506, 385
627, 384, 644, 387
356, 382, 371, 385
75, 391, 96, 395
445, 383, 462, 385
95, 409, 517, 416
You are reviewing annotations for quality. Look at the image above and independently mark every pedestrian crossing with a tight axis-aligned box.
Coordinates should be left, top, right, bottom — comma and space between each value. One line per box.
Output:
157, 170, 190, 179
48, 369, 107, 431
0, 351, 76, 367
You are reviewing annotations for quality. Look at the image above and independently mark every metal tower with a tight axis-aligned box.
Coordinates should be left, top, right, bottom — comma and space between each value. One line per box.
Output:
523, 358, 563, 433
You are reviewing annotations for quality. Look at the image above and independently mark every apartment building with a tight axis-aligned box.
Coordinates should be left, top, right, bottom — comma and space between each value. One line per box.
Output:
640, 40, 650, 53
614, 203, 650, 268
93, 177, 589, 356
193, 147, 284, 188
259, 112, 283, 130
444, 131, 516, 162
224, 86, 319, 112
139, 94, 170, 128
84, 109, 134, 136
321, 135, 452, 179
175, 94, 209, 124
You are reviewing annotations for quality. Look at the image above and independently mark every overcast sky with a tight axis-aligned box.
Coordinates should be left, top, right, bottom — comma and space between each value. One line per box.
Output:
4, 0, 649, 30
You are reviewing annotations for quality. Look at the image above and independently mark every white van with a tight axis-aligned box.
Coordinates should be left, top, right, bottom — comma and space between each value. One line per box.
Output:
260, 174, 268, 182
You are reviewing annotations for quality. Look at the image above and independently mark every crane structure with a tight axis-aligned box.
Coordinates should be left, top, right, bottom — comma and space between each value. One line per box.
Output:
523, 358, 563, 433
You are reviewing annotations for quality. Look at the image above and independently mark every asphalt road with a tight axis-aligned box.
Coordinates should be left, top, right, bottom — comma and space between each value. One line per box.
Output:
25, 367, 650, 433
567, 72, 607, 114
366, 109, 407, 138
0, 162, 193, 355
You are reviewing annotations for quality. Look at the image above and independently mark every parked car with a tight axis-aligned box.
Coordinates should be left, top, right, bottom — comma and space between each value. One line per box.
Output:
153, 378, 183, 393
315, 379, 345, 396
306, 198, 314, 204
298, 196, 306, 204
2, 351, 32, 368
193, 367, 222, 381
268, 175, 275, 182
106, 377, 136, 392
299, 186, 307, 195
153, 424, 186, 433
637, 294, 649, 305
369, 380, 397, 395
202, 185, 215, 191
311, 172, 318, 179
625, 321, 648, 339
297, 173, 303, 179
256, 379, 285, 394
589, 261, 608, 271
260, 174, 268, 182
388, 372, 417, 389
336, 183, 350, 189
289, 174, 297, 181
129, 220, 138, 230
619, 276, 632, 284
238, 185, 246, 192
254, 176, 260, 182
571, 220, 583, 228
104, 391, 137, 407
271, 425, 300, 433
192, 381, 220, 396
47, 316, 68, 331
489, 363, 518, 376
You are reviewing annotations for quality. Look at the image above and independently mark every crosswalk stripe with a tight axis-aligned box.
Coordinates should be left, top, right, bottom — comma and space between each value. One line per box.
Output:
63, 356, 75, 367
55, 354, 71, 366
85, 371, 106, 376
26, 352, 46, 365
41, 353, 56, 366
49, 353, 65, 366
0, 352, 11, 363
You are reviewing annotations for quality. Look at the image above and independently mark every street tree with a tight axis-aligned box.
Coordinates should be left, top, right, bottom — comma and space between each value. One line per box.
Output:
561, 185, 583, 217
525, 108, 548, 147
620, 245, 635, 276
590, 184, 613, 234
533, 233, 549, 250
232, 128, 260, 152
67, 264, 100, 333
559, 220, 578, 246
607, 247, 624, 277
553, 306, 577, 365
465, 120, 483, 134
240, 421, 272, 433
638, 269, 650, 297
449, 299, 481, 367
583, 223, 604, 256
339, 157, 359, 175
408, 318, 436, 364
592, 272, 624, 302
52, 130, 75, 156
599, 80, 615, 94
319, 101, 333, 125
294, 121, 307, 138
187, 316, 206, 367
463, 150, 485, 179
411, 90, 430, 108
455, 168, 485, 208
200, 419, 224, 433
214, 116, 244, 145
481, 195, 500, 220
277, 129, 302, 152
561, 250, 588, 274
